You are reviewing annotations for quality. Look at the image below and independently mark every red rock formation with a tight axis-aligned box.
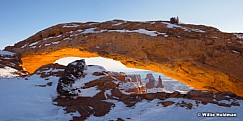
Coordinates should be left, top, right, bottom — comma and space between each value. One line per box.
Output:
120, 74, 147, 94
145, 73, 155, 89
156, 76, 164, 88
125, 86, 147, 94
4, 20, 243, 96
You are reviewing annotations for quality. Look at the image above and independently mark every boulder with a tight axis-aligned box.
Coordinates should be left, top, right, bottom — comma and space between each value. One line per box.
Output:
144, 93, 155, 100
161, 101, 175, 107
155, 92, 168, 100
215, 91, 236, 101
168, 91, 181, 98
57, 59, 87, 96
187, 90, 214, 103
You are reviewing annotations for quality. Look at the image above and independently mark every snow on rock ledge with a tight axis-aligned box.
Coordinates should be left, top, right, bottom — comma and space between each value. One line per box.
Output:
0, 50, 15, 56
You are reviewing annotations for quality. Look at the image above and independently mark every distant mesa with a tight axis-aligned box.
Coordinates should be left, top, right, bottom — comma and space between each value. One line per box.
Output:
3, 19, 243, 96
145, 73, 164, 89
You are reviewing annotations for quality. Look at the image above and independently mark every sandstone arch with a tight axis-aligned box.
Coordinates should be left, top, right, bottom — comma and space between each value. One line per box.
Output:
5, 20, 243, 96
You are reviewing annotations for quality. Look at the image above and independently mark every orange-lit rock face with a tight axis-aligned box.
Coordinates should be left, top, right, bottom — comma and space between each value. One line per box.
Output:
21, 48, 98, 73
5, 20, 243, 96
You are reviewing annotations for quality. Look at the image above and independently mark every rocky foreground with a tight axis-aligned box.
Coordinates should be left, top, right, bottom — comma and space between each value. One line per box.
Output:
3, 20, 243, 96
52, 59, 242, 120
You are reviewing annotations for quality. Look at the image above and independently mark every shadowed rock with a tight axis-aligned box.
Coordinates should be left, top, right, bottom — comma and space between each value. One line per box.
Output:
57, 59, 87, 96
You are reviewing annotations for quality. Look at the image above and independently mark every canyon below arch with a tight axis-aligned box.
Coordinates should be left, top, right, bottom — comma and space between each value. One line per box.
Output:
4, 20, 243, 96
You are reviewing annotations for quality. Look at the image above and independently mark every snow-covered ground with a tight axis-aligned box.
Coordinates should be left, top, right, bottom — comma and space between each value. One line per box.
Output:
88, 98, 243, 121
1, 75, 239, 121
0, 75, 79, 121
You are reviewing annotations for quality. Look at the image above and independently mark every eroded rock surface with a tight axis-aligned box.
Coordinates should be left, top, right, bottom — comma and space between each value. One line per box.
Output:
4, 20, 243, 96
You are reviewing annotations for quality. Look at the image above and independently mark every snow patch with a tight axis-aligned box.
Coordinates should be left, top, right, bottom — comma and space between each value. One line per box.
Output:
82, 28, 99, 34
162, 22, 205, 33
56, 34, 62, 38
81, 28, 106, 34
30, 46, 36, 48
109, 29, 127, 33
87, 22, 98, 26
63, 37, 71, 41
108, 29, 168, 37
147, 88, 172, 93
21, 44, 27, 48
78, 87, 100, 97
234, 34, 243, 39
232, 50, 241, 54
0, 50, 15, 56
112, 22, 124, 26
151, 22, 156, 24
0, 66, 19, 78
43, 36, 55, 41
63, 24, 80, 28
28, 42, 38, 46
45, 43, 51, 46
132, 29, 158, 36
0, 75, 76, 121
52, 41, 60, 45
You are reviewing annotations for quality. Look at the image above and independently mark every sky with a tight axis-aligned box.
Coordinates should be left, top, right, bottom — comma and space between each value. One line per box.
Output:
1, 0, 243, 49
55, 57, 144, 72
